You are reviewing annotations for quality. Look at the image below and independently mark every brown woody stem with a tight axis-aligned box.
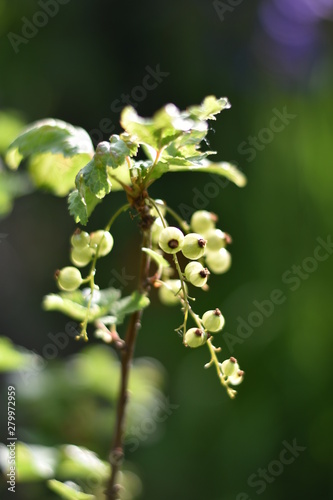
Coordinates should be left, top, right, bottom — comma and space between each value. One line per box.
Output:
105, 221, 151, 499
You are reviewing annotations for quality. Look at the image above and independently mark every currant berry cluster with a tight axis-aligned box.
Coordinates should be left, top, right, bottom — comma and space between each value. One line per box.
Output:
150, 202, 244, 398
55, 228, 114, 340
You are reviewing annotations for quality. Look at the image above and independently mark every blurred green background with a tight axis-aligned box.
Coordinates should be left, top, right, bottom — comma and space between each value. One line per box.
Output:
1, 0, 333, 498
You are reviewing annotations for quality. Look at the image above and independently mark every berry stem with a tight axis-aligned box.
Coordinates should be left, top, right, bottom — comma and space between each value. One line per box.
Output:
105, 218, 151, 500
105, 203, 131, 231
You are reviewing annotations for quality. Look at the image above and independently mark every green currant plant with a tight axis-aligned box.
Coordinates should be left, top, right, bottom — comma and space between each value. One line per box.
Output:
6, 96, 247, 500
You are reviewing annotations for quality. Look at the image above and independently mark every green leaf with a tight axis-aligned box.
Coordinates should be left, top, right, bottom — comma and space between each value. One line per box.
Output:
142, 247, 170, 268
188, 95, 231, 121
68, 187, 101, 225
0, 442, 58, 481
43, 288, 122, 322
0, 111, 26, 154
121, 107, 158, 148
168, 160, 247, 187
28, 152, 92, 196
57, 444, 109, 481
77, 158, 111, 199
0, 169, 33, 217
0, 337, 33, 372
108, 291, 150, 325
95, 135, 132, 168
6, 119, 94, 170
48, 480, 94, 500
119, 132, 139, 157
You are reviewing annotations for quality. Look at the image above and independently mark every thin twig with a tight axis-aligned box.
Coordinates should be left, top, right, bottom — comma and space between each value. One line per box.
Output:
105, 224, 151, 499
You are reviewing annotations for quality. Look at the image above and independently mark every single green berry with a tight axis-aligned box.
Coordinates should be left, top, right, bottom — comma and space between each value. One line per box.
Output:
56, 266, 82, 292
90, 230, 114, 257
228, 369, 245, 386
184, 261, 210, 287
202, 308, 225, 332
70, 229, 90, 249
70, 246, 94, 267
158, 279, 187, 306
152, 217, 165, 244
221, 357, 239, 377
182, 233, 207, 260
205, 228, 227, 252
159, 226, 184, 254
184, 327, 207, 348
205, 248, 231, 274
190, 210, 216, 235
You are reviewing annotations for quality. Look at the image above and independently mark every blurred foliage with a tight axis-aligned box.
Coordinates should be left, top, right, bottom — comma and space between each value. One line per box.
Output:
0, 0, 333, 499
0, 338, 165, 498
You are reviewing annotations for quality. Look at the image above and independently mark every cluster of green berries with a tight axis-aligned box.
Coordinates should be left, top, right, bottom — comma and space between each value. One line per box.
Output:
155, 209, 231, 305
184, 308, 225, 348
55, 229, 114, 292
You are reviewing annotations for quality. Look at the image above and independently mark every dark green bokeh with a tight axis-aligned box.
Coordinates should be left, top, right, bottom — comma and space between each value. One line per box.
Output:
1, 0, 333, 498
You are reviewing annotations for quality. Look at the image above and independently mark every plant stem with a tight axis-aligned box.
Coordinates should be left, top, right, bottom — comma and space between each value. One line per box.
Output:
105, 223, 151, 500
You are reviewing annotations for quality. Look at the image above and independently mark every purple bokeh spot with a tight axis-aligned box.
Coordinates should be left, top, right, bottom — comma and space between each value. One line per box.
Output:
259, 2, 318, 47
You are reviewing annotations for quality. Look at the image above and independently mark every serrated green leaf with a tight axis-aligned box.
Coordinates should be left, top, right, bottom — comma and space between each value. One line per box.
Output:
28, 152, 92, 196
48, 479, 94, 500
142, 247, 170, 268
77, 158, 111, 199
168, 160, 247, 187
95, 135, 131, 169
121, 107, 158, 148
119, 132, 139, 156
68, 187, 101, 226
109, 291, 150, 325
6, 119, 94, 170
188, 95, 231, 121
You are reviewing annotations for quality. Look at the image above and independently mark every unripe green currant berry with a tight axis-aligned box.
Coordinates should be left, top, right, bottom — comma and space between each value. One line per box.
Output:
90, 230, 114, 257
151, 217, 165, 244
182, 233, 207, 260
159, 226, 184, 254
221, 357, 239, 377
70, 229, 90, 249
228, 369, 245, 386
184, 328, 207, 348
205, 248, 231, 274
56, 266, 82, 292
70, 246, 94, 267
202, 308, 225, 332
205, 228, 227, 252
190, 210, 216, 235
184, 261, 210, 287
158, 279, 187, 306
